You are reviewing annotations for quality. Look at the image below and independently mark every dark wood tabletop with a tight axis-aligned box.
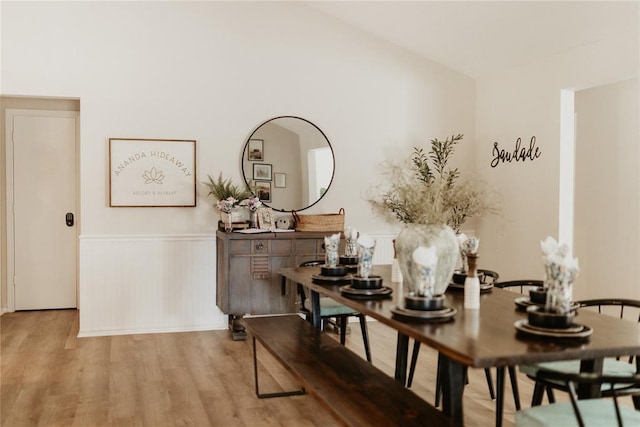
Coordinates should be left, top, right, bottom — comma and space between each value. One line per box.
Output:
279, 264, 640, 426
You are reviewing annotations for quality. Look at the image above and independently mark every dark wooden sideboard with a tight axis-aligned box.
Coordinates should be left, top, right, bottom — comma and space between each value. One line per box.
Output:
216, 230, 340, 339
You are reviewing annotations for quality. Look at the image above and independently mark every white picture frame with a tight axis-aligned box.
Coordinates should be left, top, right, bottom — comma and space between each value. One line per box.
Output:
257, 207, 275, 230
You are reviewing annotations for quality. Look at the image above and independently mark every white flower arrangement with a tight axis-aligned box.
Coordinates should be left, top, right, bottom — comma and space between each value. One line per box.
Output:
245, 196, 262, 212
540, 236, 580, 284
216, 197, 237, 213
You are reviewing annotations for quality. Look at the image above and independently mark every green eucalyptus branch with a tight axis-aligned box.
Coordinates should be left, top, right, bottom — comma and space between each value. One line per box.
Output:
368, 133, 501, 233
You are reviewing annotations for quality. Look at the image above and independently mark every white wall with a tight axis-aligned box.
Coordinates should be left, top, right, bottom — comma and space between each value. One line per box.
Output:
476, 30, 639, 286
573, 78, 639, 301
1, 2, 475, 334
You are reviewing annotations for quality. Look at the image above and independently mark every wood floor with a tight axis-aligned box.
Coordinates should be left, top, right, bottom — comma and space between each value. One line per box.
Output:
0, 310, 579, 426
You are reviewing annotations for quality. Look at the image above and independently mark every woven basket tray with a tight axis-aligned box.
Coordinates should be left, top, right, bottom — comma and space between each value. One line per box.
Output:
293, 208, 345, 232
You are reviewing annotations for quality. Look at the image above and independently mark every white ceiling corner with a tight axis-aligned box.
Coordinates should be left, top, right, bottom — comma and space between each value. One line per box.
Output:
305, 1, 640, 79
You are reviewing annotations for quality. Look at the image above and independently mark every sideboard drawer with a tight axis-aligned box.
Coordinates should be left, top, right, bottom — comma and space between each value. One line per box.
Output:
230, 240, 252, 255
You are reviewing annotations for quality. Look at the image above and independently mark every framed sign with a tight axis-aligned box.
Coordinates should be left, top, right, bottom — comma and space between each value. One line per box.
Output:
109, 138, 196, 207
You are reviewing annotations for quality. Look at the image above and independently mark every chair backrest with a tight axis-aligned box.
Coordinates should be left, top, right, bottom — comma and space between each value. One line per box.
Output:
535, 369, 640, 427
576, 298, 640, 366
494, 279, 543, 294
478, 269, 499, 285
577, 299, 640, 323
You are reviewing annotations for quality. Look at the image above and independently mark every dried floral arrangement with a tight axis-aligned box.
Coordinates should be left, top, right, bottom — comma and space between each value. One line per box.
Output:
368, 133, 501, 232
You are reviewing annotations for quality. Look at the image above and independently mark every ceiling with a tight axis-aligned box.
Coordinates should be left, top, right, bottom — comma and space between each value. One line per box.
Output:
306, 1, 640, 79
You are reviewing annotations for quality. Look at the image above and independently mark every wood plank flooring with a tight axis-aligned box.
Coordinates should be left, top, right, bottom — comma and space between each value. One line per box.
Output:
0, 310, 587, 426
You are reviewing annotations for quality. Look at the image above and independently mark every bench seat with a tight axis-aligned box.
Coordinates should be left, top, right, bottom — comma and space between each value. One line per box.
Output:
243, 314, 452, 427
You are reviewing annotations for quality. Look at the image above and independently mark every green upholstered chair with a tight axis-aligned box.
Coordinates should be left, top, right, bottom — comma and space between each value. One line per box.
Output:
515, 370, 640, 427
297, 260, 372, 362
520, 299, 640, 408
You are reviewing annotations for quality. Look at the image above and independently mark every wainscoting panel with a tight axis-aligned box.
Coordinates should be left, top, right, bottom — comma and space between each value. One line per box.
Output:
78, 233, 398, 337
370, 234, 396, 265
79, 234, 226, 337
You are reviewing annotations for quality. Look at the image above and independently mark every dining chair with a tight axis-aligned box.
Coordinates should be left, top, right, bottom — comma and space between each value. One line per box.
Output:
489, 279, 545, 411
515, 370, 640, 427
297, 260, 372, 362
520, 298, 640, 408
407, 270, 503, 407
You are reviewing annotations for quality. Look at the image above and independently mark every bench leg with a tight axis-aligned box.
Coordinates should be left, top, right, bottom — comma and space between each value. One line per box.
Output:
252, 337, 306, 399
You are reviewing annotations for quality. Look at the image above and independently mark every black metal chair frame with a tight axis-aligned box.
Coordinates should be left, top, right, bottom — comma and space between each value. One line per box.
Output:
528, 298, 640, 408
407, 270, 508, 413
297, 260, 372, 362
480, 279, 545, 425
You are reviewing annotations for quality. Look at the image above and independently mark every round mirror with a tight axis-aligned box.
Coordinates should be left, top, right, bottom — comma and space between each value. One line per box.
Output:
241, 116, 335, 212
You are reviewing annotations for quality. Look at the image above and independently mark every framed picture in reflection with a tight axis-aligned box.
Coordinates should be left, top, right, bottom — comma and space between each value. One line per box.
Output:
253, 163, 272, 181
248, 139, 264, 161
255, 181, 272, 202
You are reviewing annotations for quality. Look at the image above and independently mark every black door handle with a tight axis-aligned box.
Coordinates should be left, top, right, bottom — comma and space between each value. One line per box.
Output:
65, 212, 74, 227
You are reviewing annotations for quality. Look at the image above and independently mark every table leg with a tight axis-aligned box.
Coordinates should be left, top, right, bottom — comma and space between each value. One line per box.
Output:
495, 367, 505, 427
395, 333, 409, 384
440, 355, 465, 427
310, 290, 321, 330
578, 358, 604, 399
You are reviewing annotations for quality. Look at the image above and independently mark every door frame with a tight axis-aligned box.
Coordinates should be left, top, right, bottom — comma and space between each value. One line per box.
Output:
5, 108, 80, 312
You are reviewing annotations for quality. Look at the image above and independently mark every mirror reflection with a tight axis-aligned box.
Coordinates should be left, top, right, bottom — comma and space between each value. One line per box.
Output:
241, 116, 335, 212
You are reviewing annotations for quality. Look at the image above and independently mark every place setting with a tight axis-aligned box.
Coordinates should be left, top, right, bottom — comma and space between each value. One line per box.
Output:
311, 232, 354, 284
514, 236, 592, 341
339, 233, 393, 299
514, 286, 580, 312
446, 234, 497, 293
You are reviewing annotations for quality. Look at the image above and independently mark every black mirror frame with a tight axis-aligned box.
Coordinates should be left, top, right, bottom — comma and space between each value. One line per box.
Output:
241, 115, 335, 213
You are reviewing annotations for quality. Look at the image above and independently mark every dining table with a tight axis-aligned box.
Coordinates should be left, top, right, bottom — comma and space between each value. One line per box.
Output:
278, 264, 640, 427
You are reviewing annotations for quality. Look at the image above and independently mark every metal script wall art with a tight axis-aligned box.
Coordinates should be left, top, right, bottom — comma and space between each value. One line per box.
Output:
491, 136, 542, 168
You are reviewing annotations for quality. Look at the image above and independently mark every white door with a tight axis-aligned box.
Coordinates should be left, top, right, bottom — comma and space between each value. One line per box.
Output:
7, 109, 78, 310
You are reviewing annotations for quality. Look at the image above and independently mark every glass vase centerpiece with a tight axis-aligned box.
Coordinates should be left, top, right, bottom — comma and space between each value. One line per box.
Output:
404, 245, 444, 311
366, 133, 502, 306
527, 236, 580, 329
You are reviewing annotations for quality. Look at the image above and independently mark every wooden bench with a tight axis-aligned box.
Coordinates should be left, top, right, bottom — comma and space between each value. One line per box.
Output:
243, 315, 453, 427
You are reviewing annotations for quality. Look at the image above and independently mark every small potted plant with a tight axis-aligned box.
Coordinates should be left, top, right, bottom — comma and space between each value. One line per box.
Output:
204, 173, 253, 230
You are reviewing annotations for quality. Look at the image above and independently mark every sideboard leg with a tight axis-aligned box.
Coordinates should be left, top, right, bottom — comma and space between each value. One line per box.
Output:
229, 314, 247, 341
